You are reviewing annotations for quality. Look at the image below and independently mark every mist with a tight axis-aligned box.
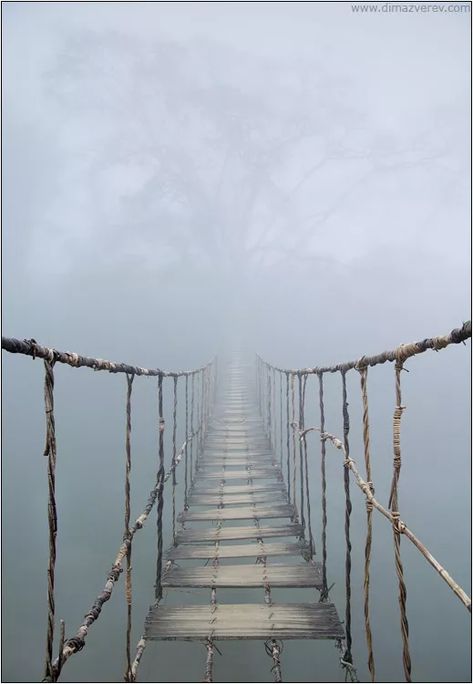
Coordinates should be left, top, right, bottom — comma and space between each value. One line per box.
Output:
2, 3, 470, 683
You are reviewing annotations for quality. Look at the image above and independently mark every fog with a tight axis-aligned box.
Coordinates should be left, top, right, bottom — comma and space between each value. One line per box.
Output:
2, 3, 470, 683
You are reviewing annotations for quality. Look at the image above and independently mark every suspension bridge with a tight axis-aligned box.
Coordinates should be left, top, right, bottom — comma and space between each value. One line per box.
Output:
1, 321, 471, 683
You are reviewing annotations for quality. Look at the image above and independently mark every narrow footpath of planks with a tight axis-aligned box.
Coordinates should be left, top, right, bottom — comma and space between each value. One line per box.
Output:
145, 357, 343, 674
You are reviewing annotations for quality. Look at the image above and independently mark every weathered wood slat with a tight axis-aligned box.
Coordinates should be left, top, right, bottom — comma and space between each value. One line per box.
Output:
176, 523, 303, 543
188, 492, 286, 506
195, 469, 281, 480
198, 459, 276, 467
191, 483, 285, 495
167, 541, 307, 560
178, 504, 293, 522
163, 563, 323, 588
145, 603, 344, 641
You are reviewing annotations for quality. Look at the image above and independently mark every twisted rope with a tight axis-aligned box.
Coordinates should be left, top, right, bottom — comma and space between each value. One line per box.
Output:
2, 335, 213, 377
172, 376, 178, 546
257, 321, 471, 375
265, 639, 283, 683
357, 366, 375, 682
267, 368, 272, 446
43, 355, 58, 683
285, 372, 291, 503
279, 371, 283, 470
184, 375, 189, 510
155, 373, 165, 602
317, 372, 328, 600
190, 373, 195, 484
124, 374, 134, 682
390, 361, 411, 682
203, 639, 216, 683
341, 370, 353, 667
290, 374, 298, 519
297, 374, 306, 534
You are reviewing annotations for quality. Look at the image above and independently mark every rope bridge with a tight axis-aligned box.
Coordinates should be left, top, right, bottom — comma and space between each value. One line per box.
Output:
1, 320, 471, 683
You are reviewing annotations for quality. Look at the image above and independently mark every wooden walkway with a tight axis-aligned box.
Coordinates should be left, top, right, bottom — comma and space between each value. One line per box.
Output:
145, 360, 343, 648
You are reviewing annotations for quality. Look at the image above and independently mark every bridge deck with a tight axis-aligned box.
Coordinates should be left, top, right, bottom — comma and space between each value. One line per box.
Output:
145, 604, 344, 641
145, 359, 342, 646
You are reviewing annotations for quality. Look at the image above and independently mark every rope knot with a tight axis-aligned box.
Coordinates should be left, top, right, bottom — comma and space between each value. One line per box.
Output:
391, 511, 406, 535
159, 419, 165, 433
109, 565, 123, 582
355, 356, 367, 371
64, 637, 85, 653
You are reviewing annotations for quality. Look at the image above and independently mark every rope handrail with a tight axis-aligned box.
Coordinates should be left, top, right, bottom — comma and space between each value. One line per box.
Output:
1, 336, 213, 377
49, 423, 205, 681
295, 426, 472, 613
257, 320, 471, 375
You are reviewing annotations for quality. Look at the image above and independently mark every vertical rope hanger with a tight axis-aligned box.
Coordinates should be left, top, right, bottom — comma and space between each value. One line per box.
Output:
297, 373, 306, 535
290, 374, 298, 520
317, 372, 329, 601
357, 365, 376, 682
279, 371, 283, 470
155, 373, 165, 602
389, 360, 412, 682
124, 374, 134, 682
184, 375, 189, 510
267, 366, 272, 446
285, 372, 291, 503
340, 370, 353, 669
43, 354, 58, 683
172, 376, 178, 546
300, 373, 315, 559
190, 373, 195, 486
272, 367, 277, 454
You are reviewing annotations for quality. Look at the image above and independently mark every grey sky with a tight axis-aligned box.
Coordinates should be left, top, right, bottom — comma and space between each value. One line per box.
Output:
3, 1, 470, 370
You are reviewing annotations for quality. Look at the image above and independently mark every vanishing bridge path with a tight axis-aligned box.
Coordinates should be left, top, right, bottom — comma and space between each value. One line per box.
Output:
1, 321, 471, 683
145, 357, 344, 677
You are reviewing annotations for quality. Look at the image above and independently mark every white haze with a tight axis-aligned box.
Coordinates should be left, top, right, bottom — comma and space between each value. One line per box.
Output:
2, 3, 471, 683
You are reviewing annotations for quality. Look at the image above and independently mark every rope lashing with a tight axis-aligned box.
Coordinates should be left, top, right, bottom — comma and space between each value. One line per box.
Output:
203, 639, 216, 683
336, 638, 360, 683
317, 372, 329, 601
356, 365, 376, 683
390, 360, 412, 682
265, 639, 283, 683
43, 354, 58, 683
155, 373, 165, 602
124, 373, 134, 683
340, 370, 353, 669
130, 636, 146, 682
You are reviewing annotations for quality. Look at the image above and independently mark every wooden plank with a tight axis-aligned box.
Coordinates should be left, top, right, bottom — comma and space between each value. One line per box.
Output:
191, 483, 285, 495
178, 504, 293, 522
188, 492, 286, 506
145, 603, 344, 641
198, 459, 276, 467
195, 469, 281, 480
176, 523, 303, 543
163, 563, 323, 588
168, 541, 307, 560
